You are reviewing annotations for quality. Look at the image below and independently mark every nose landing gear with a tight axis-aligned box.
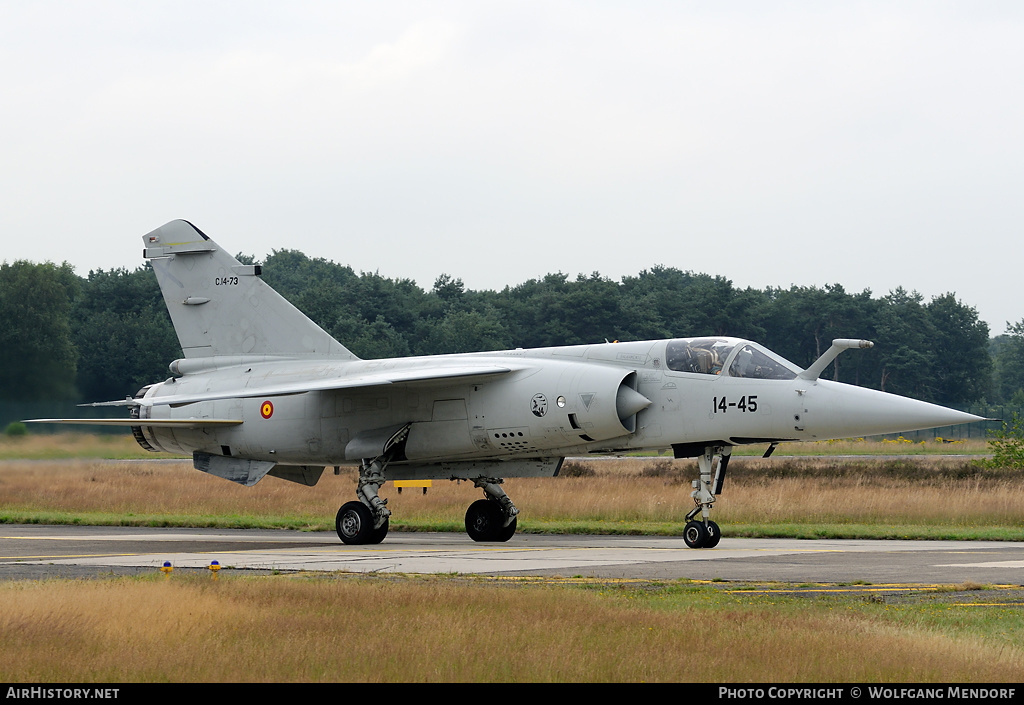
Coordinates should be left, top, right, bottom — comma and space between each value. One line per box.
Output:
683, 445, 730, 548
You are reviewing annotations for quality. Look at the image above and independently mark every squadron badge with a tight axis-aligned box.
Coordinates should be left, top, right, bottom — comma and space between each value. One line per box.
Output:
531, 394, 548, 417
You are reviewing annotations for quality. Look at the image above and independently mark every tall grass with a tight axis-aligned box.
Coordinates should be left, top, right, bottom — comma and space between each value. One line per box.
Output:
1, 575, 1021, 682
1, 456, 1022, 538
732, 437, 991, 456
0, 433, 180, 460
0, 432, 993, 461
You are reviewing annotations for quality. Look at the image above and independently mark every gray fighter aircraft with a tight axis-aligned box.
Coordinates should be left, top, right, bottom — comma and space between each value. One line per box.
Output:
29, 220, 984, 548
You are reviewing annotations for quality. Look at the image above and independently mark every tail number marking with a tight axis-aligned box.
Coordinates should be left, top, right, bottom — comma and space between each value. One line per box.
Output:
215, 276, 239, 286
713, 396, 758, 413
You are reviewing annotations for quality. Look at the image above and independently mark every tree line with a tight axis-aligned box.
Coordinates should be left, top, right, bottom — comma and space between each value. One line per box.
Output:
2, 251, 1022, 409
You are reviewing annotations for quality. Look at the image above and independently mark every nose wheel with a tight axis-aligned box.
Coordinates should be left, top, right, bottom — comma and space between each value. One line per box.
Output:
683, 519, 720, 549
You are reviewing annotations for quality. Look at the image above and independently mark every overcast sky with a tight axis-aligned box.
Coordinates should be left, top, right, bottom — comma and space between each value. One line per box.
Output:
2, 1, 1021, 335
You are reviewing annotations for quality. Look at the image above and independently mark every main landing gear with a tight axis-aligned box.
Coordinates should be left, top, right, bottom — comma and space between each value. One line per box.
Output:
334, 421, 522, 544
335, 426, 409, 545
336, 500, 389, 545
336, 470, 522, 545
683, 445, 731, 549
465, 478, 519, 542
335, 454, 395, 545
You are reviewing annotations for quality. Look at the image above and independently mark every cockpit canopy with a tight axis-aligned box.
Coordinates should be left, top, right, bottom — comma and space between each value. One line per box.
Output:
665, 337, 800, 380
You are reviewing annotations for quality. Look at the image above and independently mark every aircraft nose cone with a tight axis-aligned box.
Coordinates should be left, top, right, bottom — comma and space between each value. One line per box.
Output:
804, 381, 985, 439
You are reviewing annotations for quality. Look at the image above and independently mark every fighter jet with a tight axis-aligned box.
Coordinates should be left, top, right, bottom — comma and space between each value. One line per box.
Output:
28, 220, 984, 549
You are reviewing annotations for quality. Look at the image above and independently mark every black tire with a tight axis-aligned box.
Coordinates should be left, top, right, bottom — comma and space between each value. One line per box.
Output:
466, 499, 511, 542
683, 520, 709, 549
367, 517, 389, 544
494, 514, 517, 542
704, 520, 721, 549
336, 501, 375, 545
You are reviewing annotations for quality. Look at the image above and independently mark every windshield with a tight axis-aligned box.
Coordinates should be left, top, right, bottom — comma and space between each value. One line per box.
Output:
727, 343, 799, 380
665, 338, 740, 375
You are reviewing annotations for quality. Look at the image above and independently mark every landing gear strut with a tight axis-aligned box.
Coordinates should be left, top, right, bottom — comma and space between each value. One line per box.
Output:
465, 477, 519, 542
335, 424, 410, 545
683, 445, 730, 548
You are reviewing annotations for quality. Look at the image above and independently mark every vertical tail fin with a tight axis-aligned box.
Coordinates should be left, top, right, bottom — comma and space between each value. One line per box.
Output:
143, 220, 358, 360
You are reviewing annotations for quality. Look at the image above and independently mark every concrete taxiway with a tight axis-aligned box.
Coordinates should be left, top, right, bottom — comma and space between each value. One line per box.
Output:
1, 525, 1023, 585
